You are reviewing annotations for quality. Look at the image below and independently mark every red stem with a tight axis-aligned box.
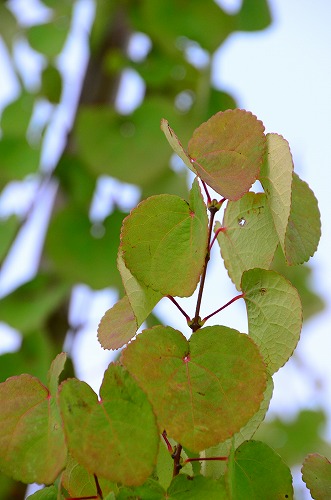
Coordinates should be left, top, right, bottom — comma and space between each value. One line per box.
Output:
201, 180, 212, 204
202, 293, 245, 324
167, 296, 190, 322
162, 430, 174, 453
209, 226, 225, 250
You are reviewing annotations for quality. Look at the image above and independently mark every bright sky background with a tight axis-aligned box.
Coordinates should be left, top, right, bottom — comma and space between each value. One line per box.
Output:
0, 1, 330, 497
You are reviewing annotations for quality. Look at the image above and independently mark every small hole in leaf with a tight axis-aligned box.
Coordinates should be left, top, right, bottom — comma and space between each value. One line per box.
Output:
238, 217, 246, 227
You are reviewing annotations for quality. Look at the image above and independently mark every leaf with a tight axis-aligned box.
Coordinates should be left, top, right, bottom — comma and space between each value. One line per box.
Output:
27, 21, 69, 58
187, 109, 266, 200
203, 375, 273, 479
228, 440, 293, 499
0, 215, 19, 263
122, 325, 267, 452
167, 474, 227, 499
242, 268, 302, 374
216, 192, 279, 289
0, 355, 67, 484
259, 133, 293, 251
26, 485, 58, 499
118, 251, 163, 327
97, 295, 137, 350
236, 0, 272, 31
284, 173, 321, 265
302, 454, 331, 500
59, 363, 159, 486
62, 454, 118, 499
0, 137, 40, 186
40, 65, 62, 103
117, 479, 165, 500
160, 118, 196, 174
0, 92, 35, 137
121, 178, 208, 297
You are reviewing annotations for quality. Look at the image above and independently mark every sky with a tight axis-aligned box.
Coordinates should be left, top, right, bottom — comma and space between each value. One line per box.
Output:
0, 1, 330, 497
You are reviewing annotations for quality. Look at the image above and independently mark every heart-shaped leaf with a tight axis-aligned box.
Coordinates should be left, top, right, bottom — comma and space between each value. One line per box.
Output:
121, 178, 208, 297
188, 109, 266, 200
59, 363, 159, 486
122, 325, 267, 452
161, 118, 196, 173
216, 192, 278, 289
228, 440, 293, 499
242, 268, 302, 374
0, 354, 67, 484
284, 173, 321, 265
302, 454, 331, 500
259, 133, 293, 250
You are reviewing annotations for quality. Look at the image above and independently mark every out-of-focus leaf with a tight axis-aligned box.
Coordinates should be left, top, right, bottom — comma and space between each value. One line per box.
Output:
260, 133, 293, 252
27, 20, 70, 58
0, 215, 19, 264
236, 0, 272, 31
45, 207, 125, 289
122, 325, 266, 452
207, 87, 236, 117
216, 192, 278, 289
74, 98, 191, 187
0, 273, 69, 333
0, 137, 40, 187
302, 454, 331, 500
0, 4, 18, 50
188, 110, 266, 200
0, 354, 67, 484
284, 173, 321, 265
141, 166, 189, 200
255, 409, 331, 467
121, 178, 208, 297
59, 364, 159, 486
40, 65, 62, 103
0, 93, 34, 137
0, 330, 55, 385
62, 454, 118, 499
242, 268, 302, 374
228, 440, 293, 499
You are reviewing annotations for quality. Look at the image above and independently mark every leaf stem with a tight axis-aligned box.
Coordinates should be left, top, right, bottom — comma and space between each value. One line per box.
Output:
162, 430, 174, 453
167, 296, 190, 322
210, 225, 225, 250
201, 180, 212, 204
202, 293, 245, 324
173, 444, 183, 477
94, 474, 103, 499
191, 207, 218, 332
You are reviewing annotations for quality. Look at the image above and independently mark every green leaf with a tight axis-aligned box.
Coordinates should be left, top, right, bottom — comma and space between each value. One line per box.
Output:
0, 273, 69, 334
0, 355, 67, 484
61, 454, 118, 499
228, 440, 293, 499
284, 173, 321, 265
97, 295, 137, 350
45, 207, 124, 289
117, 479, 165, 500
27, 21, 69, 58
121, 178, 208, 297
188, 109, 266, 200
160, 118, 196, 173
302, 454, 331, 500
26, 485, 58, 499
0, 215, 19, 263
118, 251, 163, 327
168, 474, 227, 499
40, 65, 62, 103
0, 137, 40, 186
216, 192, 278, 289
242, 268, 302, 374
0, 93, 35, 137
237, 0, 272, 31
59, 364, 159, 486
203, 375, 273, 479
259, 133, 293, 251
122, 325, 267, 452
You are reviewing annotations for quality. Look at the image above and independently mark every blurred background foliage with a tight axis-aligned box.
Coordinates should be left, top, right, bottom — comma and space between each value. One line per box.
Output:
0, 0, 327, 498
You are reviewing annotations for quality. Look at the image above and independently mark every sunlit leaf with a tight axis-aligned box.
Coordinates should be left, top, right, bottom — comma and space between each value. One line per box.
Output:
242, 268, 302, 374
59, 363, 159, 486
26, 485, 58, 499
284, 173, 321, 265
97, 295, 137, 350
203, 375, 273, 479
228, 440, 293, 499
117, 479, 165, 499
259, 133, 293, 250
160, 118, 196, 173
302, 454, 331, 500
121, 178, 208, 297
0, 354, 67, 484
216, 192, 278, 289
188, 109, 266, 200
167, 474, 227, 499
122, 325, 266, 452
